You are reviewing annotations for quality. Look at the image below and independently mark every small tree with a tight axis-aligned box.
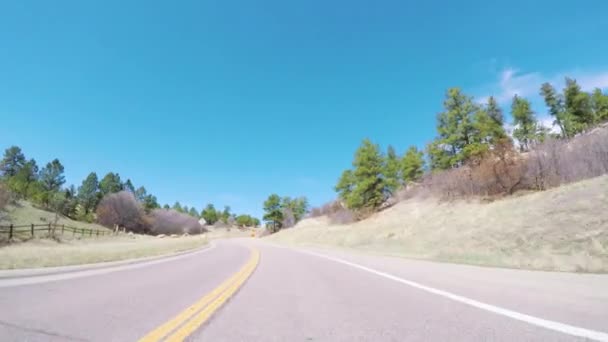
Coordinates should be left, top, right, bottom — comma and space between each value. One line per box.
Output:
263, 194, 283, 233
77, 172, 99, 214
401, 146, 425, 184
511, 95, 538, 151
201, 203, 219, 225
384, 145, 401, 194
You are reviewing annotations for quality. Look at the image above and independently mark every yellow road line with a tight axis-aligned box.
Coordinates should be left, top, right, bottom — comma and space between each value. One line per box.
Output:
165, 249, 260, 341
138, 248, 260, 342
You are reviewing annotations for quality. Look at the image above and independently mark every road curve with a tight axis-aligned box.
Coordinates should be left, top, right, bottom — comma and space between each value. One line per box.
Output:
1, 239, 607, 341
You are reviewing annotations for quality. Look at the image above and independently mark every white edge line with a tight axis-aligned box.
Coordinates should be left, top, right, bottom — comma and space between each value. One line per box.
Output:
0, 242, 216, 288
273, 244, 608, 342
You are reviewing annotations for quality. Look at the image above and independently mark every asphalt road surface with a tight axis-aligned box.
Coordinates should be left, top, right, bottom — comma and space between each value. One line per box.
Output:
1, 239, 607, 341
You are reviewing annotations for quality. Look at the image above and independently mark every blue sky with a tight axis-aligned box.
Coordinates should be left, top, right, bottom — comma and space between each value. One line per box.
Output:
1, 0, 607, 218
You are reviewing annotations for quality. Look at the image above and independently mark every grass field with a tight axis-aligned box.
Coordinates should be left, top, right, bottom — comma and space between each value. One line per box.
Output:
0, 234, 209, 269
268, 175, 608, 273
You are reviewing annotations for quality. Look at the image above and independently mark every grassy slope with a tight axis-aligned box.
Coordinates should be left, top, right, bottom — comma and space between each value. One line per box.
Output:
0, 200, 208, 269
268, 176, 608, 272
1, 200, 110, 231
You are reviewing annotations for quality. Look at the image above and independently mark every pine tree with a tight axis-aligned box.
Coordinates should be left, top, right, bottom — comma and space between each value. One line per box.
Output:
563, 78, 594, 135
401, 146, 425, 184
201, 203, 219, 225
511, 95, 538, 151
335, 169, 355, 205
263, 194, 283, 233
348, 139, 388, 210
428, 88, 479, 170
0, 146, 26, 178
40, 159, 65, 192
99, 172, 123, 196
123, 179, 136, 193
486, 96, 504, 126
540, 82, 567, 137
591, 88, 608, 122
172, 201, 183, 213
384, 145, 401, 194
77, 172, 99, 214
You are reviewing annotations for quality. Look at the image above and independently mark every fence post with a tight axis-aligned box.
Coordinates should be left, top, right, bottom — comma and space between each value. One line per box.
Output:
73, 227, 76, 236
9, 224, 13, 240
48, 223, 51, 234
81, 228, 84, 237
89, 229, 92, 237
62, 224, 65, 235
31, 224, 34, 237
96, 230, 99, 237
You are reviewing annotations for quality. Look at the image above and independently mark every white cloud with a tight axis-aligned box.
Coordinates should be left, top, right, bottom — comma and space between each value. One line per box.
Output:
479, 67, 608, 105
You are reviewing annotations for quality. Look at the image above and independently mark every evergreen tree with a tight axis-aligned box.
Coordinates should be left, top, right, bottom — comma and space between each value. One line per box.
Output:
201, 203, 219, 225
511, 95, 538, 151
384, 145, 401, 194
40, 159, 65, 192
172, 201, 183, 213
99, 172, 123, 196
0, 146, 26, 178
77, 172, 99, 214
345, 139, 388, 210
540, 82, 567, 137
563, 78, 594, 134
486, 96, 504, 126
591, 88, 608, 122
263, 194, 283, 233
427, 88, 479, 170
134, 186, 147, 202
7, 159, 39, 198
335, 170, 355, 205
188, 207, 199, 218
401, 146, 425, 184
142, 194, 159, 212
123, 179, 135, 193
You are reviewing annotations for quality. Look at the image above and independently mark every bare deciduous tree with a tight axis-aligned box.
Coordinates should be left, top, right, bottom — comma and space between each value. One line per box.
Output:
96, 191, 148, 233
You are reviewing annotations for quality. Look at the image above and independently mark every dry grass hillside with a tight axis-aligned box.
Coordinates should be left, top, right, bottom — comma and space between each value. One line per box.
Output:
269, 175, 608, 272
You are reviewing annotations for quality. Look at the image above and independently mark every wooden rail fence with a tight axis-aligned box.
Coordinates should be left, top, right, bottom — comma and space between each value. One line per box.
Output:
0, 223, 110, 240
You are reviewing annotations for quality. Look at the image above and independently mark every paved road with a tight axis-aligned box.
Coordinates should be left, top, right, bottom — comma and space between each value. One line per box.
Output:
1, 239, 607, 341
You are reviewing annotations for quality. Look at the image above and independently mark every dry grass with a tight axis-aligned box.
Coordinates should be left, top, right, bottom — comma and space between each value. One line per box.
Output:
0, 234, 209, 269
269, 175, 608, 272
1, 200, 110, 232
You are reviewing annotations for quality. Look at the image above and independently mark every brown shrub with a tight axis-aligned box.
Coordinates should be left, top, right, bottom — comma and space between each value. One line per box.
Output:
309, 200, 355, 224
148, 209, 204, 235
421, 125, 608, 199
96, 191, 149, 233
525, 128, 608, 189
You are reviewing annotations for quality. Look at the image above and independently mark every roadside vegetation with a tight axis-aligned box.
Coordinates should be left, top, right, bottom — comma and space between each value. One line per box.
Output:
0, 234, 209, 269
310, 78, 608, 223
0, 146, 260, 243
267, 78, 608, 272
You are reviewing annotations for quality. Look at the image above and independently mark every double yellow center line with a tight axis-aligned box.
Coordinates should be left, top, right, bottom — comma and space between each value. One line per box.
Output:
139, 248, 260, 342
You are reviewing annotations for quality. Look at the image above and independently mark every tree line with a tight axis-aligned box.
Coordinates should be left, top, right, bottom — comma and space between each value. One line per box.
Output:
333, 78, 608, 214
0, 146, 260, 230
